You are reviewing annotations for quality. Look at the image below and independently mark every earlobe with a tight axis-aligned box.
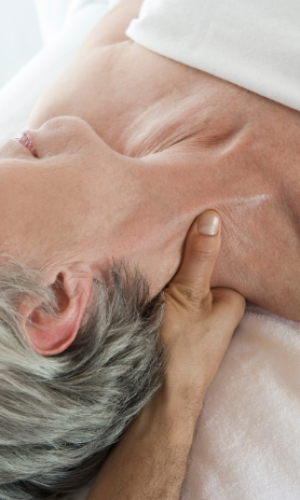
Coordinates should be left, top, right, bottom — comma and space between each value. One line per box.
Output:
20, 268, 94, 356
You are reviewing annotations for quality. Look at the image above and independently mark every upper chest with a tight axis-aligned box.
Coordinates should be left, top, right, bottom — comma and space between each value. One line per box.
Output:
29, 41, 254, 156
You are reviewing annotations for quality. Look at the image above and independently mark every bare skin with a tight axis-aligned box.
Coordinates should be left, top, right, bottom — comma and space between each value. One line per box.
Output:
0, 0, 299, 355
29, 4, 300, 321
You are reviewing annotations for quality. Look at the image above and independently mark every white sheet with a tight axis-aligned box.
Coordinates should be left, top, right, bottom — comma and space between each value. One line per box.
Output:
126, 0, 300, 112
182, 305, 300, 499
1, 1, 300, 499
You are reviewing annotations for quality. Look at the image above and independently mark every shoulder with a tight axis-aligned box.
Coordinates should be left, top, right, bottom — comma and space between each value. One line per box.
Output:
77, 0, 143, 52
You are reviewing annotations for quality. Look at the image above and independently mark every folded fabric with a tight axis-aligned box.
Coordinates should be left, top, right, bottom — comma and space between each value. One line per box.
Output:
126, 0, 300, 111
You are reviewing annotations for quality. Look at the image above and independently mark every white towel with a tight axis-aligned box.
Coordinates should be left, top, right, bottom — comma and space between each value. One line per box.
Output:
126, 0, 300, 111
181, 305, 300, 500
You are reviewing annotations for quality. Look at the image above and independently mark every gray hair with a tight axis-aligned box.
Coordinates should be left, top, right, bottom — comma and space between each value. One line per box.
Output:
0, 257, 166, 500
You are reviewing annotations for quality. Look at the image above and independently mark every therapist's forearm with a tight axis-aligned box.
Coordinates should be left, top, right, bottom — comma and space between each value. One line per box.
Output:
85, 388, 201, 500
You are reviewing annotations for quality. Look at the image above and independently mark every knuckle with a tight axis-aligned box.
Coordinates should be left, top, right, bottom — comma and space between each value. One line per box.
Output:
190, 240, 216, 262
198, 294, 212, 315
234, 294, 246, 317
165, 281, 211, 317
225, 290, 246, 311
165, 282, 198, 305
213, 288, 246, 319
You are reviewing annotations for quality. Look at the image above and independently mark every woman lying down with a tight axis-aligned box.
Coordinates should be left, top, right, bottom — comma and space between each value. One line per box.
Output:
0, 0, 300, 497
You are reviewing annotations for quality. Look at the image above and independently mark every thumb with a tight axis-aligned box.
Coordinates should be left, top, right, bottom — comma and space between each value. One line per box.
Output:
171, 210, 221, 300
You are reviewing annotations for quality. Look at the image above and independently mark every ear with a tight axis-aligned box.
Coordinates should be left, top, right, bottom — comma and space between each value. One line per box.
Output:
19, 265, 94, 356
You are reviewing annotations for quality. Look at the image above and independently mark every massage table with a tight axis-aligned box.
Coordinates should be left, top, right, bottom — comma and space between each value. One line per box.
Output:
1, 1, 300, 498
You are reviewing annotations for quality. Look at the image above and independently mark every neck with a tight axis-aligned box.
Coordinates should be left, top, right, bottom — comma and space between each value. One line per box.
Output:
122, 125, 249, 298
119, 106, 300, 322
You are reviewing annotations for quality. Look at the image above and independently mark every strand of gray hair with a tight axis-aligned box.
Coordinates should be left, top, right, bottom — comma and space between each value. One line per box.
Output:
0, 256, 166, 500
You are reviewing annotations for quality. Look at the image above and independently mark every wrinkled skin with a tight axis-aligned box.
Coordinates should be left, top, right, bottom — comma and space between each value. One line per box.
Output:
1, 0, 300, 326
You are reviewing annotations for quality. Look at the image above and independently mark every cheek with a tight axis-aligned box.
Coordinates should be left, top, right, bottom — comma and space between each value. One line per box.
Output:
0, 168, 39, 254
0, 144, 13, 159
0, 160, 72, 259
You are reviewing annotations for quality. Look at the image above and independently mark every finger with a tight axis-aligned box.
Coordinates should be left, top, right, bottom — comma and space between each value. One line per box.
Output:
170, 210, 221, 300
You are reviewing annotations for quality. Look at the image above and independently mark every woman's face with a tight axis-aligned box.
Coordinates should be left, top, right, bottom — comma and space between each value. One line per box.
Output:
0, 116, 142, 270
0, 115, 181, 297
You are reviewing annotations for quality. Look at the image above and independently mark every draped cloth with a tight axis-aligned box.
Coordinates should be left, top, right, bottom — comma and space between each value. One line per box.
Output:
126, 0, 300, 112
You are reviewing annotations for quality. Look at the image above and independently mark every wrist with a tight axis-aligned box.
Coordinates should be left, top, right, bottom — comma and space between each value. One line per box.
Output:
134, 385, 203, 446
85, 385, 201, 500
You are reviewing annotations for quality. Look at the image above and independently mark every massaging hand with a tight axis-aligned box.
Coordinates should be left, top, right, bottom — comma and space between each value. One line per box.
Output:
160, 210, 245, 416
85, 211, 245, 500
